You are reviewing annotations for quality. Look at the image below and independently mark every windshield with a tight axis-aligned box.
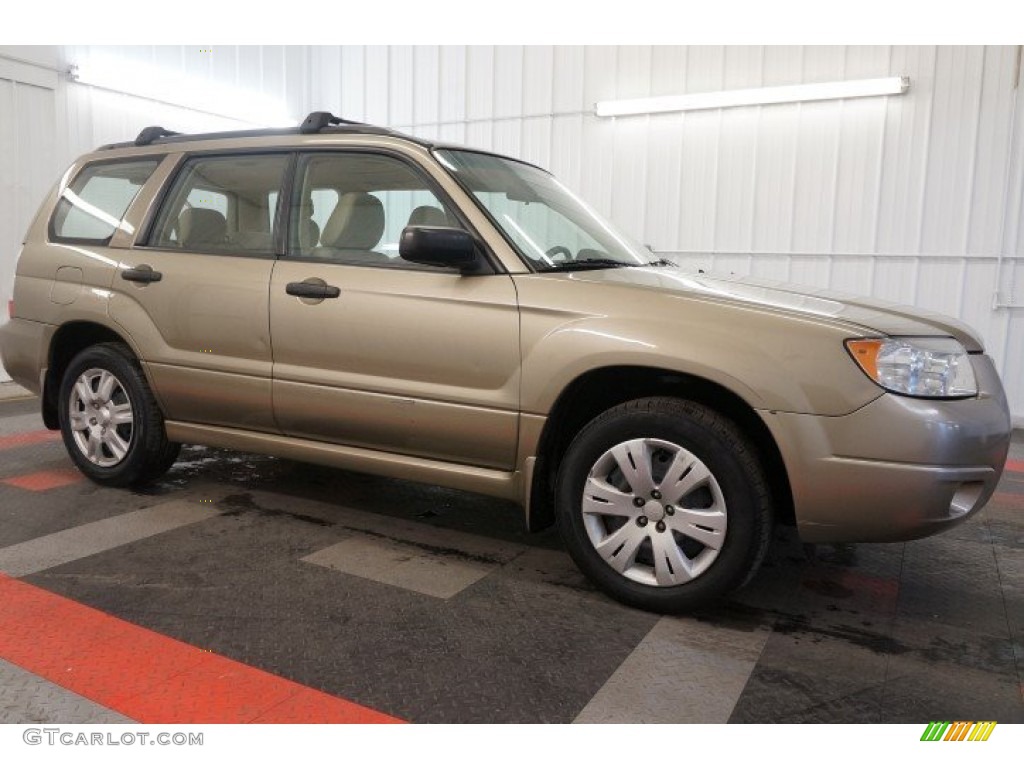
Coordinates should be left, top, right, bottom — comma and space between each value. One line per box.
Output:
434, 149, 664, 272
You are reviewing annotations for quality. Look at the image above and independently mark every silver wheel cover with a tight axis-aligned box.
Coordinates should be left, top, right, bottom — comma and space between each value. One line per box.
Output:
581, 438, 727, 587
68, 368, 135, 468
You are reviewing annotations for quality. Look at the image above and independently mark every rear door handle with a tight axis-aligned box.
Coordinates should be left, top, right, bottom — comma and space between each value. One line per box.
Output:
121, 265, 162, 284
285, 281, 340, 299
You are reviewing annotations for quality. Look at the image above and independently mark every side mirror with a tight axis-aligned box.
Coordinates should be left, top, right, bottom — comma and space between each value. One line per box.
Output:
399, 226, 481, 273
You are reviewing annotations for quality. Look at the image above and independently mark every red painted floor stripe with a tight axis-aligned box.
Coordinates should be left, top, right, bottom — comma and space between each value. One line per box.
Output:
0, 429, 60, 452
0, 574, 402, 724
3, 467, 82, 491
1006, 458, 1024, 474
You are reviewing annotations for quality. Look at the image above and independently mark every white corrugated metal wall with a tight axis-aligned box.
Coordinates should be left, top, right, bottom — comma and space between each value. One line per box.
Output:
0, 47, 58, 352
1, 45, 1022, 424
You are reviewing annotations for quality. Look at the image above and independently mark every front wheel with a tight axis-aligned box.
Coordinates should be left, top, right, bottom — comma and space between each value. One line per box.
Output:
556, 397, 773, 613
58, 342, 180, 487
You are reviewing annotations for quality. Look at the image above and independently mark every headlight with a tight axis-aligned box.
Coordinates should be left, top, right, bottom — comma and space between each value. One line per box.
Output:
845, 337, 977, 398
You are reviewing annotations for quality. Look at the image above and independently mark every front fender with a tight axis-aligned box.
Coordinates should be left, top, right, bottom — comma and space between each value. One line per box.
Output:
515, 276, 883, 417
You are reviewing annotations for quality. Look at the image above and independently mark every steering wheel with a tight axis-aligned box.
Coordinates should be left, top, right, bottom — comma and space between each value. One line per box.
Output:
545, 245, 573, 262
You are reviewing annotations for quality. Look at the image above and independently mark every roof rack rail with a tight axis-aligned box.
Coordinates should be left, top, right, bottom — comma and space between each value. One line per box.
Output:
299, 111, 366, 134
135, 126, 180, 146
97, 112, 498, 155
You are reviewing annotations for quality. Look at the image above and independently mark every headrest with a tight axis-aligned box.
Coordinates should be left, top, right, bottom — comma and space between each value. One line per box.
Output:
178, 208, 227, 248
321, 192, 384, 251
407, 205, 448, 228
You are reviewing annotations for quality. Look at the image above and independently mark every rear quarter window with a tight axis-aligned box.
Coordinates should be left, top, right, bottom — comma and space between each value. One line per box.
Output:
50, 159, 160, 244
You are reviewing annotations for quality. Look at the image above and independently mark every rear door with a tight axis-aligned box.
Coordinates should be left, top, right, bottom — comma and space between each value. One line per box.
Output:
269, 150, 521, 469
108, 153, 289, 431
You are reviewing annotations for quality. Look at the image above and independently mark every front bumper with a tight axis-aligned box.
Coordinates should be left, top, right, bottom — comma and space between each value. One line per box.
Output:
760, 354, 1012, 543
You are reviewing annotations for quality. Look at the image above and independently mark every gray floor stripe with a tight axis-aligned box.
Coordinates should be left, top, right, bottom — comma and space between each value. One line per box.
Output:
574, 615, 771, 723
0, 412, 53, 437
0, 659, 135, 724
302, 521, 526, 599
0, 501, 222, 577
303, 534, 503, 599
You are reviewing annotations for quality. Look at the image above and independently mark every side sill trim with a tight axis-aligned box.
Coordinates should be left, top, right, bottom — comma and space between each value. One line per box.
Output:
164, 421, 522, 502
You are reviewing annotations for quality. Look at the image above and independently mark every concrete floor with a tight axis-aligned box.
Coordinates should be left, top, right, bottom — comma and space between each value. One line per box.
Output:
0, 391, 1021, 724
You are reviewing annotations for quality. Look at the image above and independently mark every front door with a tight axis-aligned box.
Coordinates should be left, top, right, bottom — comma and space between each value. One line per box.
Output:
269, 151, 520, 469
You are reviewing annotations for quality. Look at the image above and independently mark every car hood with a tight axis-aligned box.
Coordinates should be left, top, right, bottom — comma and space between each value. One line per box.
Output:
564, 267, 985, 352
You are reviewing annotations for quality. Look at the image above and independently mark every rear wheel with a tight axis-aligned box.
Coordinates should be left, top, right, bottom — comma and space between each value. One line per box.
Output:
58, 342, 180, 486
556, 397, 773, 613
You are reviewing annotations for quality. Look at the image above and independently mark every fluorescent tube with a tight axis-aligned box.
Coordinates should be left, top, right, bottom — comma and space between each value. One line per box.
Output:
595, 76, 910, 118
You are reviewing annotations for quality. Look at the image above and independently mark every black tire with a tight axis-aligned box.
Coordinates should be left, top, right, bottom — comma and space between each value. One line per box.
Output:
57, 342, 180, 487
556, 397, 773, 613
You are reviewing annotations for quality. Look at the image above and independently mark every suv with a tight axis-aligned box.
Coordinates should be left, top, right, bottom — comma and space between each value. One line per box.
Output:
0, 112, 1011, 612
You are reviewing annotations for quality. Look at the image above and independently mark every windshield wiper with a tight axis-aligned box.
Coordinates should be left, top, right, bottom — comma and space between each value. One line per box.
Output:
542, 258, 632, 272
541, 257, 678, 273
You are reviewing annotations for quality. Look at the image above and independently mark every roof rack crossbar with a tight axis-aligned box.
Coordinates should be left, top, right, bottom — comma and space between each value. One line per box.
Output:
299, 111, 366, 134
135, 126, 181, 147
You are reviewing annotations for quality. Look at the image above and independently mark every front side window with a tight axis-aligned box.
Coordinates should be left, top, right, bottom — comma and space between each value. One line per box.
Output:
435, 150, 660, 272
50, 159, 159, 243
289, 152, 459, 270
148, 154, 288, 256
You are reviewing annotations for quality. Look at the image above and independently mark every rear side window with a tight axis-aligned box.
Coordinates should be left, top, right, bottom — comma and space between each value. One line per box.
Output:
50, 159, 159, 243
148, 154, 289, 257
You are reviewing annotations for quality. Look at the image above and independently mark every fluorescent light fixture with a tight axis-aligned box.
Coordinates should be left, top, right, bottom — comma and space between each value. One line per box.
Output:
595, 76, 910, 118
68, 56, 294, 127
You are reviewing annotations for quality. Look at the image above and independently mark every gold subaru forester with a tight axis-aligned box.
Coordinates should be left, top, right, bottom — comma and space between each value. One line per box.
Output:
0, 112, 1011, 612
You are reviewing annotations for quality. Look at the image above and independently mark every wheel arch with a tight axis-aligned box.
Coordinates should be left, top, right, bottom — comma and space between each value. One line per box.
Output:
42, 321, 140, 429
526, 365, 794, 532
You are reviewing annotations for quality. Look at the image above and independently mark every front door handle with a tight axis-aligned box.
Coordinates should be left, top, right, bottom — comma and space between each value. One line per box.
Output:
121, 265, 163, 284
285, 281, 341, 299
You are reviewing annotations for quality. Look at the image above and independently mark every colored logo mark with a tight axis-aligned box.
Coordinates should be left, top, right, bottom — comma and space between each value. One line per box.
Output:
920, 721, 997, 742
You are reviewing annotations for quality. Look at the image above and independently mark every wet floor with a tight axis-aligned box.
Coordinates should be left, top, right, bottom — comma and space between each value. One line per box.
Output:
1, 394, 1021, 723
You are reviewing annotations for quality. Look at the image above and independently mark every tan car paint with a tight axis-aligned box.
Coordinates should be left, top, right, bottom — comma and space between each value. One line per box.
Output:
0, 311, 51, 393
762, 351, 1009, 542
269, 261, 521, 469
95, 151, 278, 430
0, 130, 1012, 546
107, 249, 277, 432
512, 271, 886, 418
